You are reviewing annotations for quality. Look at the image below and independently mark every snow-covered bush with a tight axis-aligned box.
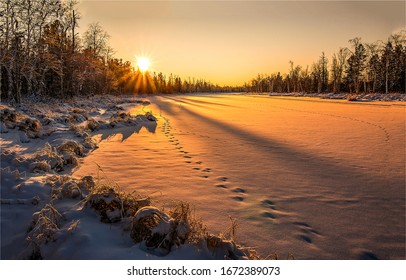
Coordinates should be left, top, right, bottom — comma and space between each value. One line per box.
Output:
57, 140, 84, 156
131, 206, 173, 255
145, 112, 157, 121
18, 117, 42, 138
86, 118, 100, 131
204, 234, 257, 260
48, 175, 90, 200
130, 202, 206, 256
69, 123, 86, 137
26, 203, 62, 259
110, 111, 130, 123
0, 107, 17, 125
85, 182, 150, 223
34, 143, 64, 172
29, 161, 51, 173
83, 136, 98, 150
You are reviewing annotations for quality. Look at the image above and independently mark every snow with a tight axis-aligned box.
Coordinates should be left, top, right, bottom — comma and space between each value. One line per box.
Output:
1, 93, 405, 259
74, 93, 405, 259
1, 95, 253, 260
267, 92, 406, 102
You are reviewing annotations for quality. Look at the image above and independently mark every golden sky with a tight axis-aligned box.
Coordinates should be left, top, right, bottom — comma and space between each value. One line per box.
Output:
78, 1, 405, 86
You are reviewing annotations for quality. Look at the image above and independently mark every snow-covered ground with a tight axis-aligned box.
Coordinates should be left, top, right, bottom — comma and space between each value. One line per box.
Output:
267, 92, 406, 102
75, 94, 405, 259
1, 93, 405, 259
1, 95, 251, 260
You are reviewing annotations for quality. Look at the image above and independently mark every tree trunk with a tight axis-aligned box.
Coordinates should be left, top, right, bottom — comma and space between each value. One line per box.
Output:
385, 59, 389, 94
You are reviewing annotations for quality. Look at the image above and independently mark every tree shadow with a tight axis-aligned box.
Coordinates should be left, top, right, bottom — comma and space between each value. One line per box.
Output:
158, 96, 403, 194
98, 121, 157, 143
164, 96, 237, 108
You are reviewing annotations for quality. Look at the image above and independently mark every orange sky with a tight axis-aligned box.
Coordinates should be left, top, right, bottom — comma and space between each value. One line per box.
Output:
78, 1, 405, 86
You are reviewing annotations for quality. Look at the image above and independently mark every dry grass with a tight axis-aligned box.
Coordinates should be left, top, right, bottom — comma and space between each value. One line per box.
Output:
34, 143, 64, 171
57, 140, 84, 156
129, 201, 208, 256
87, 166, 260, 259
0, 107, 17, 123
84, 165, 150, 223
29, 163, 261, 259
47, 175, 88, 200
170, 201, 207, 244
69, 123, 86, 137
18, 117, 42, 133
29, 161, 51, 173
145, 111, 157, 121
26, 202, 62, 259
86, 118, 100, 131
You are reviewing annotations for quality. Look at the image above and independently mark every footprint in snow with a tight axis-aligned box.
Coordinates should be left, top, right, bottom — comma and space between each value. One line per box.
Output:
293, 221, 322, 244
218, 176, 228, 182
262, 211, 277, 219
262, 199, 277, 210
297, 234, 312, 244
232, 188, 246, 194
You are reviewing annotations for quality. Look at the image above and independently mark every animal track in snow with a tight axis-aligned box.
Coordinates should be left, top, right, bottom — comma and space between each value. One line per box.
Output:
218, 176, 228, 182
293, 221, 322, 244
232, 187, 246, 194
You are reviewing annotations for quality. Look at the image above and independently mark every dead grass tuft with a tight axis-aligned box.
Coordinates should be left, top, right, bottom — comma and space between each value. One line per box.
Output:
69, 123, 86, 137
26, 203, 62, 258
145, 112, 157, 121
129, 201, 208, 256
57, 140, 84, 156
34, 143, 64, 171
84, 168, 150, 223
86, 118, 100, 131
0, 107, 18, 124
29, 161, 51, 173
17, 117, 42, 138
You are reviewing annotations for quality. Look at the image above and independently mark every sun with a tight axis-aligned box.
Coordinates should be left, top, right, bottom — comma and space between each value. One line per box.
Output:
136, 57, 151, 72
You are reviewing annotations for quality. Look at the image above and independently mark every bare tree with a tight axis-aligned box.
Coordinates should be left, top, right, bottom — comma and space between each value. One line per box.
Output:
330, 48, 348, 94
83, 22, 110, 58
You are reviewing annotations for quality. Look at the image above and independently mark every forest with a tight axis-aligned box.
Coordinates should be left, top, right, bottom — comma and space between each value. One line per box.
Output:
0, 0, 405, 104
246, 36, 406, 95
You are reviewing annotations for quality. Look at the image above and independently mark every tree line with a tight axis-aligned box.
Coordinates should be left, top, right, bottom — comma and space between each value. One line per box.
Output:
1, 0, 404, 104
246, 32, 406, 94
0, 0, 240, 103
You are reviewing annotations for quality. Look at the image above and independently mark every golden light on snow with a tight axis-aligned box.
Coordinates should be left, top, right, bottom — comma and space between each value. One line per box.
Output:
136, 57, 151, 73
